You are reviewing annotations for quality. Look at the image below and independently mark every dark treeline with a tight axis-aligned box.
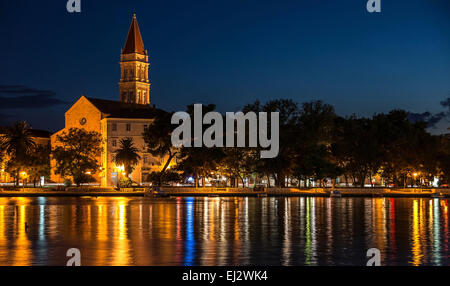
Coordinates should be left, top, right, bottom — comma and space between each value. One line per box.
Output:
145, 99, 450, 188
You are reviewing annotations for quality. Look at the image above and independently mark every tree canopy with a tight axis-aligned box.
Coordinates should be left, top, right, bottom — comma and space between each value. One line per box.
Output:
52, 128, 102, 186
113, 137, 141, 178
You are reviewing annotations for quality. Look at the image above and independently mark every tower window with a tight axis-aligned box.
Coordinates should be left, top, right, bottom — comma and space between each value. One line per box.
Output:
126, 123, 131, 131
112, 123, 117, 131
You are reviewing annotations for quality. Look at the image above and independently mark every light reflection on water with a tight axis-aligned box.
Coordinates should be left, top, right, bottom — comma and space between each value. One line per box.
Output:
0, 196, 448, 266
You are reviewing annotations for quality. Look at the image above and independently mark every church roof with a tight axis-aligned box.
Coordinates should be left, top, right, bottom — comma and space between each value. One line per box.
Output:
123, 14, 146, 55
86, 97, 162, 119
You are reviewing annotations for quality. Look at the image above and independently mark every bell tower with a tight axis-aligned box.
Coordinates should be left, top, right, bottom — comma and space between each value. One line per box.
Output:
119, 14, 150, 105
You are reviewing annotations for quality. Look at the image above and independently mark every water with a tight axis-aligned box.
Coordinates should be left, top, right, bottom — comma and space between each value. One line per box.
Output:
0, 196, 448, 266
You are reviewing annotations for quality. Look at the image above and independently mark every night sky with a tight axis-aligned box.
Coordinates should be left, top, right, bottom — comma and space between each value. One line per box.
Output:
0, 0, 449, 133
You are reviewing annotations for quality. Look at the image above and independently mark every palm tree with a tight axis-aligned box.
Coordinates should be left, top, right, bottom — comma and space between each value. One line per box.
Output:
113, 138, 141, 178
0, 122, 36, 186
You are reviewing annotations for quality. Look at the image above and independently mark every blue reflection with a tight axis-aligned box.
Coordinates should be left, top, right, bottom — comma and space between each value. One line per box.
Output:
432, 199, 441, 265
38, 197, 46, 241
184, 197, 195, 266
36, 197, 48, 265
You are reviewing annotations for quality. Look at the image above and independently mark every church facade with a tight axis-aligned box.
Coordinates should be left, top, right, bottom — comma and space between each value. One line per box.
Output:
50, 14, 163, 187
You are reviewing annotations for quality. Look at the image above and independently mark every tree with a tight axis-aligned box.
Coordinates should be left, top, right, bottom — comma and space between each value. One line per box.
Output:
294, 144, 341, 187
437, 134, 450, 186
0, 144, 3, 166
178, 147, 225, 187
27, 144, 51, 187
332, 116, 381, 187
0, 121, 36, 186
52, 128, 102, 187
375, 110, 432, 187
143, 110, 179, 186
147, 170, 180, 186
330, 109, 439, 188
221, 147, 252, 187
294, 101, 338, 187
243, 99, 302, 187
113, 138, 141, 178
176, 104, 225, 187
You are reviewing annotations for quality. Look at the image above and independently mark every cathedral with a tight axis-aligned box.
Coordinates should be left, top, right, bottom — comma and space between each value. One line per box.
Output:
50, 14, 163, 187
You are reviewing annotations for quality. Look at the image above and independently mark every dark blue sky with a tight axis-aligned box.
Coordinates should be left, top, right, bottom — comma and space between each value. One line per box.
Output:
0, 0, 449, 132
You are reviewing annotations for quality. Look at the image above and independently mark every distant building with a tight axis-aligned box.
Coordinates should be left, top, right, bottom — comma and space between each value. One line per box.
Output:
51, 14, 164, 187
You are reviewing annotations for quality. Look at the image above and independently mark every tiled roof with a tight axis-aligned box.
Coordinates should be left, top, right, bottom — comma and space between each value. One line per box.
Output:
86, 97, 163, 119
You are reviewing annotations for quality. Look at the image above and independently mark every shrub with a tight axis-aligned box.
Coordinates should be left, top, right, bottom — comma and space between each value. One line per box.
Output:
147, 171, 180, 186
63, 179, 72, 187
118, 177, 132, 188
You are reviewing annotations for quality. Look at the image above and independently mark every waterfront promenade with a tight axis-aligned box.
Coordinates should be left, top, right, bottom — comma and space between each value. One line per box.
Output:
0, 186, 448, 197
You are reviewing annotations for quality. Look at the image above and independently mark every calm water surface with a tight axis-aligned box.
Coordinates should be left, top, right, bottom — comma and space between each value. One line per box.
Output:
0, 196, 448, 266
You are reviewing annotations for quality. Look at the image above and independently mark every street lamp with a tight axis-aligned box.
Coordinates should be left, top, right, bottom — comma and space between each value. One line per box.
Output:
20, 171, 27, 190
115, 164, 125, 188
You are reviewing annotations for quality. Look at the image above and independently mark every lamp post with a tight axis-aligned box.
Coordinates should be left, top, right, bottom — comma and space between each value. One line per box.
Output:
413, 172, 418, 188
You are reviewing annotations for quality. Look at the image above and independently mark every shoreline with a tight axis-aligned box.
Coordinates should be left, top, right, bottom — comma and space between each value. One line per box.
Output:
0, 187, 448, 198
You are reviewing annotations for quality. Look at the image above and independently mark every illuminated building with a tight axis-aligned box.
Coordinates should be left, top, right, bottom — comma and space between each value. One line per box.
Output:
50, 14, 164, 187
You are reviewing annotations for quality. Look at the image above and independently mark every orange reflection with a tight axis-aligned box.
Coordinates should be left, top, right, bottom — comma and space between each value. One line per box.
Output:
411, 199, 422, 266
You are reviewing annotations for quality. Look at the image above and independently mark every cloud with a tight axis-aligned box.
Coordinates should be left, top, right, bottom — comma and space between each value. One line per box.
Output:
0, 85, 67, 109
408, 97, 450, 128
441, 98, 450, 109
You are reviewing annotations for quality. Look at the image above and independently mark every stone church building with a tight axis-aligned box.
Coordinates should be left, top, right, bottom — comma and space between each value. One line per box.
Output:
51, 14, 163, 187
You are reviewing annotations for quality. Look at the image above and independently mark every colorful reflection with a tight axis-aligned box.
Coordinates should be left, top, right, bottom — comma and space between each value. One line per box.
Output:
0, 197, 447, 265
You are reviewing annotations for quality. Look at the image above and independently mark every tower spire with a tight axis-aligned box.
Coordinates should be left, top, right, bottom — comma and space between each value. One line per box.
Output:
123, 13, 145, 55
